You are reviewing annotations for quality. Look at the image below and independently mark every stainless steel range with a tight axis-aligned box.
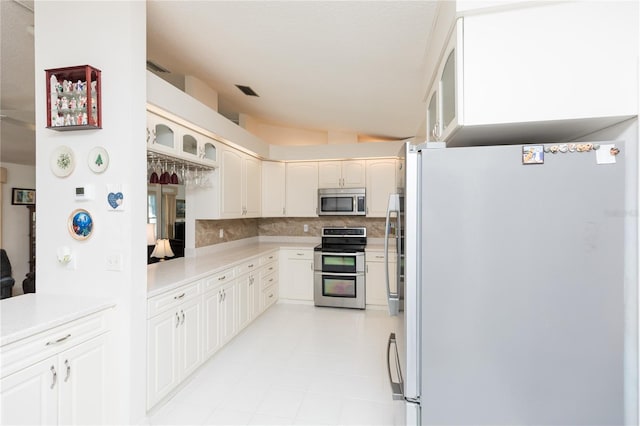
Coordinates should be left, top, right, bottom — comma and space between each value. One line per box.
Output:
314, 227, 367, 309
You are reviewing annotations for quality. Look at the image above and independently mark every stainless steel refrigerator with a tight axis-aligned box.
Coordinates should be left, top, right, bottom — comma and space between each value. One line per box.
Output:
385, 141, 625, 425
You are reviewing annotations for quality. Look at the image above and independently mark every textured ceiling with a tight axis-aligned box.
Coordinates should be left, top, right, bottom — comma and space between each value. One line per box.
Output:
1, 1, 439, 165
147, 1, 438, 139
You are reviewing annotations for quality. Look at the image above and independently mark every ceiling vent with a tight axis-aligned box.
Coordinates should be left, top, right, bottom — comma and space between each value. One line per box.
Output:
146, 60, 170, 73
235, 85, 259, 97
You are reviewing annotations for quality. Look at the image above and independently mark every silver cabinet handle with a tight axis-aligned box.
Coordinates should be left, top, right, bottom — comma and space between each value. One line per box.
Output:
269, 294, 274, 298
282, 207, 285, 215
181, 310, 185, 325
174, 293, 186, 300
268, 278, 274, 283
50, 366, 57, 389
176, 312, 180, 328
46, 334, 71, 346
296, 253, 305, 256
218, 275, 226, 281
387, 333, 404, 400
64, 360, 71, 382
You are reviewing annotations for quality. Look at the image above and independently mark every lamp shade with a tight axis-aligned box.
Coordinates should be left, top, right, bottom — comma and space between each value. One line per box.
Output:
151, 239, 174, 259
146, 223, 156, 245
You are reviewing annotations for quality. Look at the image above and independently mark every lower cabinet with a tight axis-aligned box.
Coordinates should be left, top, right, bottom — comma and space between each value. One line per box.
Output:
279, 248, 314, 302
147, 250, 280, 411
147, 295, 202, 409
365, 250, 397, 308
1, 309, 113, 426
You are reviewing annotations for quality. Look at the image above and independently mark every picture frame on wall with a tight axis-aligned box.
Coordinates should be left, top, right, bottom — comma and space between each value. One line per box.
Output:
11, 188, 35, 205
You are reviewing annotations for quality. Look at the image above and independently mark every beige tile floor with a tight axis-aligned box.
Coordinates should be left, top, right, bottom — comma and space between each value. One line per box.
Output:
147, 303, 402, 425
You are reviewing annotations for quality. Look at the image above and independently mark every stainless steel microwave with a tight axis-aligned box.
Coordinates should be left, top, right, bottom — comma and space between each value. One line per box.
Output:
318, 188, 366, 216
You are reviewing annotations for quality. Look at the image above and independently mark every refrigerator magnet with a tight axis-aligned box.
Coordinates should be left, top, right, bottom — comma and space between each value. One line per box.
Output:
522, 145, 544, 165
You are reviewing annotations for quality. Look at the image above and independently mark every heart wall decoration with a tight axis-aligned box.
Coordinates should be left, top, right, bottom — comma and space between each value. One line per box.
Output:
106, 184, 126, 211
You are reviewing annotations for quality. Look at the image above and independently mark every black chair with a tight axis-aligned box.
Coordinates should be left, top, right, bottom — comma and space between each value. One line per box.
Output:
23, 272, 35, 294
0, 249, 15, 299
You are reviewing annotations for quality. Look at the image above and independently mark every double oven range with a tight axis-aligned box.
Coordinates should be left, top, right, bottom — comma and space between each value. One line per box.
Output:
314, 227, 367, 310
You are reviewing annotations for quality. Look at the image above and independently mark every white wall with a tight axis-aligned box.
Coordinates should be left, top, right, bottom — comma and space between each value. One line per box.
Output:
34, 2, 147, 424
0, 162, 36, 295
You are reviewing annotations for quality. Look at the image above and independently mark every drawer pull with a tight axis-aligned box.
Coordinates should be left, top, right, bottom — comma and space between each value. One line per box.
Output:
218, 275, 226, 281
64, 360, 71, 382
46, 334, 71, 346
50, 366, 57, 389
174, 293, 186, 300
248, 264, 254, 268
268, 267, 274, 271
269, 278, 274, 283
269, 294, 274, 298
296, 253, 305, 256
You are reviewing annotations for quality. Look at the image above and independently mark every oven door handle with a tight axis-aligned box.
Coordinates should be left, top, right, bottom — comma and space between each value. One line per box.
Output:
319, 252, 364, 256
314, 271, 364, 277
385, 194, 400, 316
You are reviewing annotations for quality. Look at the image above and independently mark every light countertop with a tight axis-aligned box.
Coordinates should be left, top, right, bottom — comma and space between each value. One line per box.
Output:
1, 293, 115, 347
148, 239, 318, 298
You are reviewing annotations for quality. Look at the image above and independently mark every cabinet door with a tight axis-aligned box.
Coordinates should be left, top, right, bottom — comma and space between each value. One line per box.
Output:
250, 274, 261, 318
262, 161, 286, 217
365, 257, 394, 307
244, 156, 262, 217
200, 138, 218, 166
203, 290, 221, 358
438, 21, 462, 142
318, 161, 342, 188
237, 274, 251, 331
1, 357, 58, 425
147, 310, 180, 409
219, 282, 237, 345
220, 148, 244, 218
59, 334, 110, 425
366, 159, 397, 217
178, 297, 203, 379
147, 112, 177, 154
179, 129, 200, 159
285, 162, 318, 217
341, 160, 366, 188
426, 87, 439, 141
279, 250, 314, 301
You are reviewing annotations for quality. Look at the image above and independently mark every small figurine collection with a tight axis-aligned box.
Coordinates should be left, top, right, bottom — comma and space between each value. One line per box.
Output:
49, 74, 97, 127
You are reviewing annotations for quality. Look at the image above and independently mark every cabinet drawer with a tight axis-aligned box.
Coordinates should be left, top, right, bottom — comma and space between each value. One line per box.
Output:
235, 258, 259, 276
260, 263, 278, 278
259, 251, 278, 265
283, 249, 313, 260
148, 281, 200, 318
365, 251, 397, 263
1, 310, 111, 378
260, 270, 278, 291
261, 284, 278, 310
203, 268, 235, 292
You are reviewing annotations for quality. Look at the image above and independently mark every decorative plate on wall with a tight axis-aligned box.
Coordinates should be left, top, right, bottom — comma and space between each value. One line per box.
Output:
68, 208, 94, 240
50, 145, 75, 177
88, 146, 109, 173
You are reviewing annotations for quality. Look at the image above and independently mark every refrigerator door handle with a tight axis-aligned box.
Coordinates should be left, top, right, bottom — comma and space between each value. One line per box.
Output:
385, 194, 400, 316
387, 333, 404, 400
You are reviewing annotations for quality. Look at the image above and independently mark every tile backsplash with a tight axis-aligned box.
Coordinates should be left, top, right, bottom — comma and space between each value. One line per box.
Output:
196, 217, 386, 248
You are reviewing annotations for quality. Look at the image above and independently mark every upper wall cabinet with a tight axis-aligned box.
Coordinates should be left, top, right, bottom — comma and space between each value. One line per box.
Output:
262, 162, 286, 217
365, 159, 397, 218
426, 2, 638, 146
318, 160, 366, 189
220, 146, 261, 218
286, 162, 318, 217
147, 111, 219, 167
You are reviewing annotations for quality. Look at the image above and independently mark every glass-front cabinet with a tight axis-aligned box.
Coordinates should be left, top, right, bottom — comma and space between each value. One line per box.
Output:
147, 110, 219, 167
426, 19, 463, 142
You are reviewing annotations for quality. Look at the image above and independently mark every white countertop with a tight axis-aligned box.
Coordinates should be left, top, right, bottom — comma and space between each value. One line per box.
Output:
148, 238, 318, 298
1, 293, 116, 347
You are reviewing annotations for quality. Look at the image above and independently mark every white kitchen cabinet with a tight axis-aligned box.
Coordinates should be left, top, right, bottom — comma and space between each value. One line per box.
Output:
1, 308, 113, 426
279, 248, 314, 302
426, 21, 461, 143
218, 280, 237, 346
318, 160, 366, 188
365, 158, 397, 217
262, 161, 286, 217
202, 268, 235, 359
427, 2, 638, 146
285, 162, 318, 217
237, 259, 261, 331
259, 252, 279, 313
178, 129, 219, 167
365, 250, 396, 308
147, 283, 202, 409
147, 111, 178, 155
220, 146, 261, 218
